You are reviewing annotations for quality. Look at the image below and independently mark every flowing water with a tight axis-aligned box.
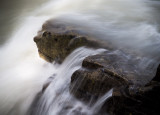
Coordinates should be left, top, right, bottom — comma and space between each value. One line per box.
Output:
0, 0, 160, 115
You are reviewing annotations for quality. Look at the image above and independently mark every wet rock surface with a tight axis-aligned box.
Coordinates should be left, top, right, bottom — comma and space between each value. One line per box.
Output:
34, 19, 111, 63
104, 81, 160, 115
33, 19, 160, 115
70, 50, 160, 114
70, 50, 153, 99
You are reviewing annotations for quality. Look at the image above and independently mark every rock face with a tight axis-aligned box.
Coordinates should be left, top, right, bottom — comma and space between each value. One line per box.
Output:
70, 50, 160, 114
70, 50, 153, 100
34, 19, 111, 63
104, 80, 160, 115
71, 68, 127, 100
33, 19, 160, 115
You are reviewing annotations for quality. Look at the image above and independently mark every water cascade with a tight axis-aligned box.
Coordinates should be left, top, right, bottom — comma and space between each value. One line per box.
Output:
0, 0, 160, 115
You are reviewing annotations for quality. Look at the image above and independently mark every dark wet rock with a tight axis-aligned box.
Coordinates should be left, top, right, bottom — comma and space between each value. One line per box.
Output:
34, 19, 111, 63
69, 54, 160, 115
70, 68, 128, 100
152, 64, 160, 82
33, 19, 160, 115
70, 50, 153, 100
103, 81, 160, 115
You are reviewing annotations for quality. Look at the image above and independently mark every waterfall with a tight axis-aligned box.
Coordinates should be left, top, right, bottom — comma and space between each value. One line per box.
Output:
29, 47, 108, 115
0, 0, 160, 115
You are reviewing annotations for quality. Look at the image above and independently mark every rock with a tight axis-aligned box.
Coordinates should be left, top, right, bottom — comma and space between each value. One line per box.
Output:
34, 19, 112, 63
152, 64, 160, 82
90, 63, 160, 115
70, 50, 153, 100
70, 68, 128, 100
104, 81, 160, 115
33, 18, 160, 115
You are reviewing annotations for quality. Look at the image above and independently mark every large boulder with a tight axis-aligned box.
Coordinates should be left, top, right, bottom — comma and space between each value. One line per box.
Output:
33, 18, 160, 115
34, 19, 111, 63
70, 51, 160, 114
70, 50, 153, 100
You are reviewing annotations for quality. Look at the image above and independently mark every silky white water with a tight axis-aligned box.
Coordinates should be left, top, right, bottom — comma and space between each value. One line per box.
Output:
29, 47, 109, 115
0, 0, 160, 115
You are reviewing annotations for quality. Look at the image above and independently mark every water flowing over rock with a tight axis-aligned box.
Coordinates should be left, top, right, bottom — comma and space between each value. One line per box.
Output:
33, 19, 160, 115
71, 59, 160, 114
1, 0, 160, 115
34, 19, 111, 63
70, 50, 153, 99
152, 64, 160, 82
107, 79, 160, 115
